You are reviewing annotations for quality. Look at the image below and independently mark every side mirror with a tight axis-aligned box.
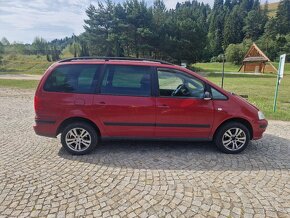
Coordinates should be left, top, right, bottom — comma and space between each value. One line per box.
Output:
204, 91, 212, 100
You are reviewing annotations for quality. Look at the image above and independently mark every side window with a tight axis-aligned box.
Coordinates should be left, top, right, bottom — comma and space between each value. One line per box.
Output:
44, 64, 100, 93
158, 69, 205, 98
211, 87, 227, 100
100, 65, 152, 96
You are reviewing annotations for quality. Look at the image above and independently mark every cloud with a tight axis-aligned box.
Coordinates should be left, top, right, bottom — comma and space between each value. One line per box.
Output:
0, 0, 91, 43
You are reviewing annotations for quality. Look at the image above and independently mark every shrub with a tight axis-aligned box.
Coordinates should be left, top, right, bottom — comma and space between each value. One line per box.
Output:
225, 44, 245, 65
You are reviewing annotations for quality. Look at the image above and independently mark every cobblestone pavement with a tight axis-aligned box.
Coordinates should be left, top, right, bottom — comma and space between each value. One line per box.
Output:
0, 88, 289, 218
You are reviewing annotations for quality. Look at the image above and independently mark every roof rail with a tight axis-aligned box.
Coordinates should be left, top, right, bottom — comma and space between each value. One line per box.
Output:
58, 56, 174, 65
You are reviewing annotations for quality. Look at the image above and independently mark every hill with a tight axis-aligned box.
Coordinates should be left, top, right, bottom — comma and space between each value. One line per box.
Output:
265, 1, 280, 17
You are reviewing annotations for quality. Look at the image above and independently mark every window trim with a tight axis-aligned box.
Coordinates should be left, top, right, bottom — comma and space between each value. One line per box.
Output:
155, 67, 207, 99
97, 64, 155, 97
43, 64, 103, 94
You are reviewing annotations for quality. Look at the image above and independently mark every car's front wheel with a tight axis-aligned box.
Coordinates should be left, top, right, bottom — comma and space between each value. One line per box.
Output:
61, 122, 98, 155
214, 122, 250, 154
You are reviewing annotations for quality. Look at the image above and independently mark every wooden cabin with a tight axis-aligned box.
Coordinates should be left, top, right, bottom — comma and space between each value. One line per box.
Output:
239, 43, 277, 73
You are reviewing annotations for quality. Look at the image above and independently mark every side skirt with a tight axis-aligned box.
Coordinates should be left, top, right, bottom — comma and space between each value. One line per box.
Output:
101, 136, 212, 142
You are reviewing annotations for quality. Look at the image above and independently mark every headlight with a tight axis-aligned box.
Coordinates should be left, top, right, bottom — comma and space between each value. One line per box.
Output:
258, 111, 265, 120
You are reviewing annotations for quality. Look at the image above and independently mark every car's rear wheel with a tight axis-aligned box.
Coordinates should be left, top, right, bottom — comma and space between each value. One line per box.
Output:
61, 122, 98, 155
214, 122, 250, 154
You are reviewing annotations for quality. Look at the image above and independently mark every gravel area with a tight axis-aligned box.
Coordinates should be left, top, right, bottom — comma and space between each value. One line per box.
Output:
0, 88, 289, 217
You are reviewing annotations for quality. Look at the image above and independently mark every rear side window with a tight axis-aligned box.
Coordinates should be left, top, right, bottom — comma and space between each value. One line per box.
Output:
100, 65, 152, 96
44, 64, 101, 93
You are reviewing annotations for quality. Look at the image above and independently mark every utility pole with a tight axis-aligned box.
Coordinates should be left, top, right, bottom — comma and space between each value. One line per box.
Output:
221, 54, 225, 89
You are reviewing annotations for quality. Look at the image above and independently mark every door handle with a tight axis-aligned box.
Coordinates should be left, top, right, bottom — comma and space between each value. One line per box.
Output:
98, 101, 106, 105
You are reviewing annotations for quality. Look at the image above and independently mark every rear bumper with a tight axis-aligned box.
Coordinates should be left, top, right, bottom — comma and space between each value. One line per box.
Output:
33, 119, 58, 138
252, 119, 268, 140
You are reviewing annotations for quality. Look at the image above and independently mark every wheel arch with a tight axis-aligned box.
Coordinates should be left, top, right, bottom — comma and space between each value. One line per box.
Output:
213, 118, 253, 140
57, 117, 101, 137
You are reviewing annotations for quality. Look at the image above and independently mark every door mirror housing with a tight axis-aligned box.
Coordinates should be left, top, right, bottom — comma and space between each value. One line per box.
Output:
204, 91, 212, 100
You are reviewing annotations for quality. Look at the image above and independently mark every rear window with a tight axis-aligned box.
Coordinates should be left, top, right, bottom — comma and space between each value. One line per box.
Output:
100, 65, 152, 96
44, 64, 101, 93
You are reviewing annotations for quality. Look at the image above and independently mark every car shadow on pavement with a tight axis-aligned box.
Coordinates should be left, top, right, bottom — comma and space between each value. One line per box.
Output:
58, 133, 290, 171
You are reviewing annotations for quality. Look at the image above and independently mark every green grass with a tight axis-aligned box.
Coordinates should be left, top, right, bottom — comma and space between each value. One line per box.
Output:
0, 79, 39, 89
0, 55, 52, 75
192, 62, 290, 74
206, 73, 290, 121
192, 62, 240, 72
272, 62, 290, 74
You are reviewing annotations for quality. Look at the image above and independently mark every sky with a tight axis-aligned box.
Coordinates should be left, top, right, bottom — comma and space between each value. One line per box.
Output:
0, 0, 279, 44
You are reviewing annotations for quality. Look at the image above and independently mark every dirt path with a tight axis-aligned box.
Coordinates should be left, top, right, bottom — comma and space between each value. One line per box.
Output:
0, 74, 42, 80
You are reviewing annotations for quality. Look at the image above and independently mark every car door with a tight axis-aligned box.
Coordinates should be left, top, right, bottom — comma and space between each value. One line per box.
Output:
93, 64, 156, 138
155, 68, 214, 139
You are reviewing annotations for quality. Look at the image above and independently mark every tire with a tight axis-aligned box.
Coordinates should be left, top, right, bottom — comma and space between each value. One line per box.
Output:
214, 122, 250, 154
61, 122, 98, 155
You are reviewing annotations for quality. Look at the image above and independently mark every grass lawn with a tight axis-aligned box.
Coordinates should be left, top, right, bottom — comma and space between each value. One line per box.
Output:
0, 79, 39, 89
192, 62, 240, 72
0, 55, 52, 75
206, 73, 290, 121
192, 62, 290, 74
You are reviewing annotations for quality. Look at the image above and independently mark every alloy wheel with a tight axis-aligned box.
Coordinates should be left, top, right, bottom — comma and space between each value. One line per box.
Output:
65, 128, 92, 152
222, 128, 247, 151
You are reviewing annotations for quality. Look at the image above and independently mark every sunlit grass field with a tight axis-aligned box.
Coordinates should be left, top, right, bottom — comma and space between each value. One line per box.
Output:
192, 62, 290, 74
205, 73, 290, 121
0, 55, 53, 75
266, 2, 279, 17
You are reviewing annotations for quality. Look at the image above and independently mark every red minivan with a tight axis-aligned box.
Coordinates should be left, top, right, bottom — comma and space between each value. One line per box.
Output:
34, 57, 268, 155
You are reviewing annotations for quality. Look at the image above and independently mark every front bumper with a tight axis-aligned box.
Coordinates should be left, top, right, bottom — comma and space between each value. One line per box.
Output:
252, 119, 268, 140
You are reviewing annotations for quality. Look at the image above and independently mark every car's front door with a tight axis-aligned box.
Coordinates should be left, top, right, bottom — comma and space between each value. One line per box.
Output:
155, 68, 214, 139
93, 65, 156, 138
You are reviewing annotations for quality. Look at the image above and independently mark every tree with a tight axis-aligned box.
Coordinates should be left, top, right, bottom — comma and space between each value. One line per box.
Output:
84, 1, 116, 56
223, 6, 244, 47
243, 8, 266, 40
123, 0, 154, 57
0, 42, 4, 63
225, 40, 252, 64
275, 0, 290, 35
51, 45, 60, 61
79, 40, 90, 57
225, 43, 245, 64
1, 37, 10, 46
152, 0, 167, 58
68, 42, 81, 57
32, 37, 48, 55
208, 0, 225, 55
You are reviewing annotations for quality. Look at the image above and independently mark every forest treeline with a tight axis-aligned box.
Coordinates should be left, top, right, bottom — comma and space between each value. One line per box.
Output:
0, 0, 289, 64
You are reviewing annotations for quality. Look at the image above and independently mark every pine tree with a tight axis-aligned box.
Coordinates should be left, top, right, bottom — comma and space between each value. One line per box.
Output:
84, 1, 116, 56
243, 7, 266, 40
223, 6, 244, 47
276, 0, 290, 34
208, 0, 225, 55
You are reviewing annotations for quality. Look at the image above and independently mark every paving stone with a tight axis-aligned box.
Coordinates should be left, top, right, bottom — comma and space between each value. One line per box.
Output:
0, 88, 289, 217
